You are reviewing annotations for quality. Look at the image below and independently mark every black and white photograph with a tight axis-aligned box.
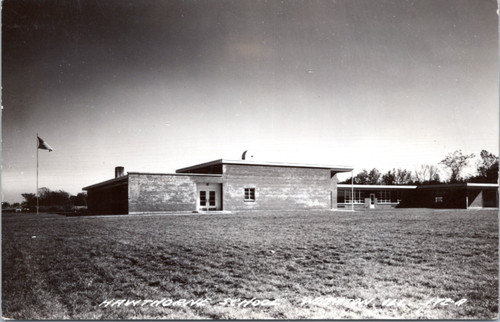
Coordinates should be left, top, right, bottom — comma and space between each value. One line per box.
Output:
2, 0, 498, 319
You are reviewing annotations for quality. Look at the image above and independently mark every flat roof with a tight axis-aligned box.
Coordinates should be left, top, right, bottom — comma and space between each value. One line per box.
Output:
467, 183, 499, 188
338, 183, 499, 190
416, 183, 499, 189
83, 175, 128, 190
83, 172, 223, 190
338, 184, 417, 190
176, 159, 354, 173
127, 172, 222, 177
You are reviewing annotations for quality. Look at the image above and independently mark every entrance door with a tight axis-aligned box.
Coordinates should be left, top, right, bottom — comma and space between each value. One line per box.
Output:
369, 193, 376, 209
197, 183, 222, 211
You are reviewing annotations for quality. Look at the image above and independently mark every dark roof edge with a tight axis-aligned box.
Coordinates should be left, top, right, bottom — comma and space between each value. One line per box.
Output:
83, 172, 224, 190
176, 159, 353, 173
83, 175, 128, 190
417, 183, 499, 189
338, 183, 498, 190
128, 172, 223, 177
175, 159, 223, 173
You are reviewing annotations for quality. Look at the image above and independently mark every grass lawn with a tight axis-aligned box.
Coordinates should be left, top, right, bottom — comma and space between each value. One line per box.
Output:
2, 209, 498, 319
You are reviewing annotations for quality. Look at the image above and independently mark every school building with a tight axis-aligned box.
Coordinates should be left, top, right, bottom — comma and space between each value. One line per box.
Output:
83, 159, 353, 214
337, 183, 498, 210
83, 159, 499, 215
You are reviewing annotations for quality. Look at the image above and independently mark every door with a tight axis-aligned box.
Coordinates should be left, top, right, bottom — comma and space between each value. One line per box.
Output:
197, 183, 222, 211
369, 193, 376, 209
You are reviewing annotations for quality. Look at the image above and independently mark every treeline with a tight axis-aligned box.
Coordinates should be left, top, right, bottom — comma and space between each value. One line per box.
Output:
2, 188, 87, 212
340, 149, 498, 185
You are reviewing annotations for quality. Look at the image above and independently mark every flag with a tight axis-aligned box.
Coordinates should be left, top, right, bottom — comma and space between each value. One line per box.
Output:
37, 136, 53, 151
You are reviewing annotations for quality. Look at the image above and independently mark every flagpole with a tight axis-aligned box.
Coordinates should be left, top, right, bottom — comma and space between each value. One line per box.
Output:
351, 170, 354, 211
36, 133, 39, 215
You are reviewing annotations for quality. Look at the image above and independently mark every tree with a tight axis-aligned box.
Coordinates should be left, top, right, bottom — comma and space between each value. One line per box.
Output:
381, 168, 414, 185
340, 168, 384, 185
475, 150, 499, 183
394, 168, 413, 184
2, 202, 11, 209
21, 193, 37, 208
414, 165, 440, 184
36, 188, 71, 207
346, 168, 382, 184
381, 170, 396, 185
367, 168, 382, 184
70, 192, 88, 207
439, 150, 475, 183
38, 187, 50, 199
354, 169, 369, 184
338, 177, 353, 184
49, 190, 71, 206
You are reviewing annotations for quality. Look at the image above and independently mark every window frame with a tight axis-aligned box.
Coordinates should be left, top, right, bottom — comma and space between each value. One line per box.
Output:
244, 187, 256, 202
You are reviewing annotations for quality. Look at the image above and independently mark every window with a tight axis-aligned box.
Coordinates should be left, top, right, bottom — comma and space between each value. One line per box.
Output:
435, 196, 443, 203
209, 191, 216, 206
340, 189, 365, 204
244, 188, 255, 201
199, 191, 206, 206
393, 191, 403, 203
378, 190, 392, 203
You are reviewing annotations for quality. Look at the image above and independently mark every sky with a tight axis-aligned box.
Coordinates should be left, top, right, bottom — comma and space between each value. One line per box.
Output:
2, 0, 498, 203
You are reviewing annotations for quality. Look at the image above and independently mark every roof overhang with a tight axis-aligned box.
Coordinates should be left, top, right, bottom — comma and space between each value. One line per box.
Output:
337, 184, 417, 190
127, 172, 222, 177
83, 175, 128, 190
83, 172, 224, 190
416, 183, 499, 190
176, 159, 353, 173
338, 183, 499, 190
466, 183, 499, 189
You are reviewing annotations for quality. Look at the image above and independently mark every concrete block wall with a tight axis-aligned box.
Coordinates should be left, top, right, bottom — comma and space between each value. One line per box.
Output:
128, 174, 223, 213
128, 174, 197, 213
222, 164, 337, 211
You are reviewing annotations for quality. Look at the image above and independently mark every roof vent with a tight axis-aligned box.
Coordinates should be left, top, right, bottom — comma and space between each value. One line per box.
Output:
242, 150, 254, 160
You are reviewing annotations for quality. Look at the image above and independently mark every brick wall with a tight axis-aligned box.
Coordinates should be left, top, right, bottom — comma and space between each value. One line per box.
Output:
128, 174, 223, 213
222, 164, 337, 211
